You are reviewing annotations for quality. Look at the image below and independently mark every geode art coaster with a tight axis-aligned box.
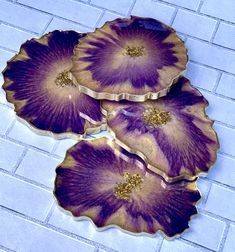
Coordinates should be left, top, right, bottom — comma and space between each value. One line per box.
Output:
101, 77, 219, 182
54, 137, 201, 237
71, 16, 188, 101
2, 30, 105, 139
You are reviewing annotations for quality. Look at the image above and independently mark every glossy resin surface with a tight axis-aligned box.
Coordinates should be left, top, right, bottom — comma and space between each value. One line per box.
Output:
2, 30, 105, 139
101, 77, 219, 182
72, 16, 188, 101
54, 137, 201, 237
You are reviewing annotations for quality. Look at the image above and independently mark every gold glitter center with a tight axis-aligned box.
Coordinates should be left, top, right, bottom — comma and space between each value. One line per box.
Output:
143, 108, 171, 127
55, 71, 76, 87
124, 46, 145, 57
114, 172, 143, 200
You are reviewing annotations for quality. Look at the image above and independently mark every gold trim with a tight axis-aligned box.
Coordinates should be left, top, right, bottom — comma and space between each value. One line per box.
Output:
71, 16, 188, 102
16, 115, 107, 141
101, 82, 220, 183
53, 137, 201, 239
1, 30, 107, 140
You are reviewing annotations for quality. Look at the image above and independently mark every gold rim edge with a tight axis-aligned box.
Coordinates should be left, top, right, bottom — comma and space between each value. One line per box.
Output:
72, 16, 189, 102
100, 84, 220, 183
1, 30, 107, 140
53, 137, 201, 239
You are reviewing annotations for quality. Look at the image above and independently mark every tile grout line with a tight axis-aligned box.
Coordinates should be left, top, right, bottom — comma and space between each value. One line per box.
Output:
217, 150, 235, 160
188, 59, 234, 77
94, 9, 105, 28
0, 132, 64, 160
179, 238, 214, 252
201, 179, 213, 207
75, 0, 128, 16
0, 245, 16, 252
40, 16, 54, 35
204, 178, 235, 193
1, 14, 235, 68
213, 119, 235, 130
185, 33, 235, 54
169, 7, 178, 26
0, 168, 53, 191
0, 205, 120, 252
44, 201, 56, 223
4, 119, 16, 136
200, 209, 235, 225
16, 1, 124, 21
12, 2, 95, 29
156, 237, 164, 252
218, 223, 230, 252
210, 20, 221, 42
212, 71, 223, 93
180, 237, 216, 252
3, 0, 235, 36
0, 45, 17, 53
127, 0, 137, 16
196, 0, 204, 13
154, 0, 235, 26
0, 19, 40, 35
12, 147, 28, 174
197, 86, 235, 103
0, 0, 235, 251
51, 141, 60, 155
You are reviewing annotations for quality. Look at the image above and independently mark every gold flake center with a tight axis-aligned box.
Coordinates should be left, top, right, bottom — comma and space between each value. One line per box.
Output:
114, 172, 143, 200
143, 108, 171, 127
124, 46, 145, 57
55, 71, 76, 87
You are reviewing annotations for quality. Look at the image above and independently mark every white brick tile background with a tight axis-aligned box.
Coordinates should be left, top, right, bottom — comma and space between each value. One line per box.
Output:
0, 0, 235, 251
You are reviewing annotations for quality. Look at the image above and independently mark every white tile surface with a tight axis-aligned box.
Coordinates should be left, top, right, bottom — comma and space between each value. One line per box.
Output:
0, 138, 25, 171
0, 173, 54, 220
18, 0, 103, 27
205, 184, 235, 221
182, 213, 226, 251
0, 208, 95, 252
201, 0, 235, 23
132, 0, 176, 25
16, 149, 61, 188
173, 10, 217, 40
8, 120, 56, 152
0, 0, 235, 251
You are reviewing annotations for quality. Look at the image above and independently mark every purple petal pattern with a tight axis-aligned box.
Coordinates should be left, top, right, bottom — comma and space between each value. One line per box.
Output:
72, 16, 188, 101
2, 30, 105, 138
54, 137, 200, 237
101, 77, 219, 182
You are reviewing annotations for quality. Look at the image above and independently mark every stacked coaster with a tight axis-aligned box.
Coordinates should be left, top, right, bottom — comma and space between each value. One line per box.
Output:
2, 16, 219, 238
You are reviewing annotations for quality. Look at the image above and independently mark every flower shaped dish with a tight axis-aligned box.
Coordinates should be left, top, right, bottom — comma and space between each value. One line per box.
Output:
2, 30, 105, 139
54, 137, 201, 237
101, 77, 219, 182
72, 16, 188, 101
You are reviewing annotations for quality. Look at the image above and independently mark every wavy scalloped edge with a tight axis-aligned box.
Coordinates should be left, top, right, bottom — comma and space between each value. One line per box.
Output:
100, 87, 220, 183
72, 16, 188, 102
53, 137, 201, 239
1, 30, 106, 140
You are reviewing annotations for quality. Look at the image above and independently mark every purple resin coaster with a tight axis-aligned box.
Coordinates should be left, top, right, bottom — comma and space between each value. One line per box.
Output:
101, 77, 219, 182
54, 137, 200, 237
2, 30, 105, 139
71, 16, 188, 101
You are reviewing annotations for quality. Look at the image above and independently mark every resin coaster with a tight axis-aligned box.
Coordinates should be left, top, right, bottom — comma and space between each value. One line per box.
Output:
101, 77, 219, 182
2, 30, 105, 139
54, 137, 200, 237
71, 16, 188, 101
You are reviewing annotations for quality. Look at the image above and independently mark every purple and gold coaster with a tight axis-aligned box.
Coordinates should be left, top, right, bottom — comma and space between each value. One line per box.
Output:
54, 137, 200, 237
71, 16, 188, 101
101, 77, 219, 182
2, 30, 105, 139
